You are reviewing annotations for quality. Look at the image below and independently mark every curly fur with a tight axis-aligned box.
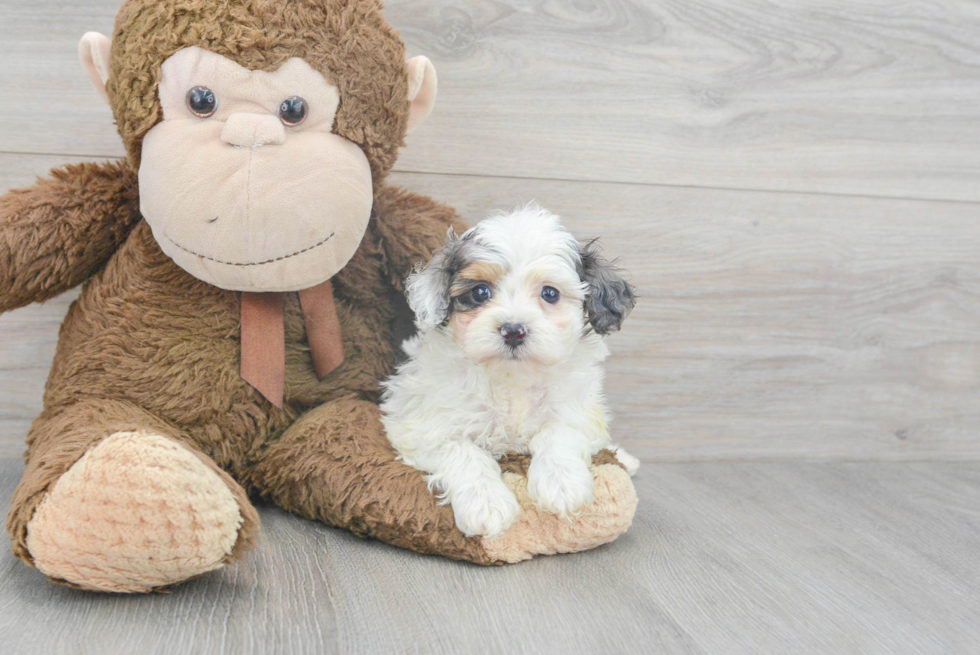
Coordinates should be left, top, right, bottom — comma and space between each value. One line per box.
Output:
381, 208, 639, 538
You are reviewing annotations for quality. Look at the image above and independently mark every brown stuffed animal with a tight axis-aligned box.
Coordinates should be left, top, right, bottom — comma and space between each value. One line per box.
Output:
1, 0, 637, 593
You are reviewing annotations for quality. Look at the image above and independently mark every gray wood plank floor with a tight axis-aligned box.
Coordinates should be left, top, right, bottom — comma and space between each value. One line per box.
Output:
2, 156, 978, 461
2, 0, 979, 652
3, 0, 980, 200
2, 458, 978, 654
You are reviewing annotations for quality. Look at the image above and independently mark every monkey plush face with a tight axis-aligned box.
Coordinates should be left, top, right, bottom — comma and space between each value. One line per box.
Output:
139, 47, 373, 291
78, 0, 437, 292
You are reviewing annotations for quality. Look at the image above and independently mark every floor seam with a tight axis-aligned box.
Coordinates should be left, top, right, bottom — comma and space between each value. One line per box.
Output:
2, 149, 978, 207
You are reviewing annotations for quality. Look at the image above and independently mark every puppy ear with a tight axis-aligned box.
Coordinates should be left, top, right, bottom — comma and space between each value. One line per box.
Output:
579, 240, 636, 335
406, 228, 464, 331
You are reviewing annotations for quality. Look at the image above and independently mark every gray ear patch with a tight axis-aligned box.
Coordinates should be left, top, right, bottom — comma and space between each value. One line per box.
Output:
404, 228, 477, 330
579, 240, 637, 335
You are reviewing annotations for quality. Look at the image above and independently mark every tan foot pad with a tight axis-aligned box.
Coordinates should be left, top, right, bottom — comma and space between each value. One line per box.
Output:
25, 431, 244, 592
482, 464, 638, 563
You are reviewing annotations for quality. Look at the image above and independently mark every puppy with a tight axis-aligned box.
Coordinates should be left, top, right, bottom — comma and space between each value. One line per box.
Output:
380, 205, 639, 538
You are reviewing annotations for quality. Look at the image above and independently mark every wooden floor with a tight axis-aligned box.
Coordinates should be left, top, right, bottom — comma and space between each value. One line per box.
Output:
2, 458, 979, 654
1, 0, 979, 653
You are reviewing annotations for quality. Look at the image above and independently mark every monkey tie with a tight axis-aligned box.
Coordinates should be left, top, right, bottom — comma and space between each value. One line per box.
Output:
239, 279, 344, 408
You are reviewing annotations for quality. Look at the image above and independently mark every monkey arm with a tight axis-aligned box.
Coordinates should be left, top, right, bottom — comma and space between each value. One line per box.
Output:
0, 160, 140, 313
371, 185, 467, 290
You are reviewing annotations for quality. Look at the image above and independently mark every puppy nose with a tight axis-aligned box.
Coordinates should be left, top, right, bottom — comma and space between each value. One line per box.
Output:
221, 113, 286, 147
500, 323, 528, 348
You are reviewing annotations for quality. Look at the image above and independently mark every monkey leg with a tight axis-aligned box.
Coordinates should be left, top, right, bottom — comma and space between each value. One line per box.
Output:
244, 399, 637, 564
5, 400, 259, 592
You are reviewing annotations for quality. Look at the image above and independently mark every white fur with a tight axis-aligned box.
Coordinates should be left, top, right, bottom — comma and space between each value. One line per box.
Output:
381, 206, 638, 538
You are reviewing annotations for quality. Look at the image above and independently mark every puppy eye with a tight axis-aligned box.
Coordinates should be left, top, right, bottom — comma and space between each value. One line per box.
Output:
471, 284, 492, 304
279, 96, 308, 126
541, 286, 560, 304
186, 86, 217, 118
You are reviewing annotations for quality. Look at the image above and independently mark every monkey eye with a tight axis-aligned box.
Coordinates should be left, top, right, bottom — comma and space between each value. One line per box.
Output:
279, 96, 308, 126
186, 86, 217, 118
541, 286, 560, 304
471, 284, 492, 305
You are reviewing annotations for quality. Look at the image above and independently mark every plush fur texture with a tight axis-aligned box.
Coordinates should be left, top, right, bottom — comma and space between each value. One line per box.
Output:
26, 431, 245, 592
2, 0, 640, 592
381, 208, 639, 538
485, 461, 638, 563
108, 0, 409, 184
0, 160, 140, 313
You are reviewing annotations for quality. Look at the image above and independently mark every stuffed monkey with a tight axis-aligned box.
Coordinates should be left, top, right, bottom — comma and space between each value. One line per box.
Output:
1, 0, 637, 592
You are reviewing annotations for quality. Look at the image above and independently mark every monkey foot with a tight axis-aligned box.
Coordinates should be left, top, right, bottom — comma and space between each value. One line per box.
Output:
480, 463, 638, 563
25, 431, 246, 592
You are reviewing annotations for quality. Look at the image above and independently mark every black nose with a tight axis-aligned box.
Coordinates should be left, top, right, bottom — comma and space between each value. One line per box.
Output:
500, 323, 528, 348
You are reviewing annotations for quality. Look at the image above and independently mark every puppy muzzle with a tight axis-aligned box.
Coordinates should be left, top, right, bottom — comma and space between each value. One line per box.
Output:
499, 323, 528, 349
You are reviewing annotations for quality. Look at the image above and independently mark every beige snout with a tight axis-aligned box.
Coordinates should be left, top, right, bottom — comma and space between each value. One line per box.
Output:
221, 113, 286, 147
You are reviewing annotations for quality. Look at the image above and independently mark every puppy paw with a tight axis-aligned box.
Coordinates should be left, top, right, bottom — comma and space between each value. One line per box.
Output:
450, 481, 522, 538
527, 456, 594, 518
610, 445, 641, 477
480, 463, 638, 563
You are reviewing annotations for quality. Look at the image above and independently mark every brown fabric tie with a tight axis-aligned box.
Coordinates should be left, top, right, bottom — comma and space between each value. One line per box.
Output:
240, 280, 345, 408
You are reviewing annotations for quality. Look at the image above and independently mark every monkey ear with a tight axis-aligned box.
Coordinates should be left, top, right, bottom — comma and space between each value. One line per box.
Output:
579, 241, 637, 336
405, 55, 437, 134
79, 32, 112, 104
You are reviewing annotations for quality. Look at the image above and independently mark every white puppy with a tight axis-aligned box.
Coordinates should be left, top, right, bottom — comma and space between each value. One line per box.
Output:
380, 206, 639, 538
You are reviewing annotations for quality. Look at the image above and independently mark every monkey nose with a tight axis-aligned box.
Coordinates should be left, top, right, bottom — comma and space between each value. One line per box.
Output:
221, 113, 286, 147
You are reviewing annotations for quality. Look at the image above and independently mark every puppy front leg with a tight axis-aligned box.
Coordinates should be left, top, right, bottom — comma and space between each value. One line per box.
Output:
527, 424, 597, 518
609, 444, 641, 477
407, 441, 521, 539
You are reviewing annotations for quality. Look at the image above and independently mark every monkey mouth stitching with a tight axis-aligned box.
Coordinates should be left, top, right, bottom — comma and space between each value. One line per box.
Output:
165, 231, 336, 267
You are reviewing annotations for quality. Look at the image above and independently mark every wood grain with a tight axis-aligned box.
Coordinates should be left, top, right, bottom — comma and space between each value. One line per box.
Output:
396, 173, 980, 461
2, 3, 978, 652
1, 458, 977, 654
2, 154, 978, 460
2, 0, 980, 200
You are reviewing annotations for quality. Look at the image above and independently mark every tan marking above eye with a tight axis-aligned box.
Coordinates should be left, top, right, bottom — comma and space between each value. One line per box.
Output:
458, 262, 504, 284
450, 262, 505, 298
